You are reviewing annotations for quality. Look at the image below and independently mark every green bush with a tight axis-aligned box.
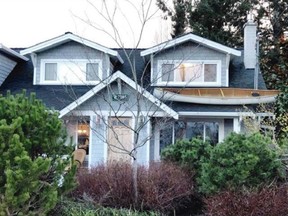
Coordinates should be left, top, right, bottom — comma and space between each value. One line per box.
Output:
0, 91, 76, 215
161, 138, 212, 172
198, 132, 283, 194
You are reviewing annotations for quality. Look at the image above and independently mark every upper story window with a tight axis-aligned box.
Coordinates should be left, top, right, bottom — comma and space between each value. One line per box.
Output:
41, 59, 102, 85
157, 60, 221, 86
86, 63, 100, 81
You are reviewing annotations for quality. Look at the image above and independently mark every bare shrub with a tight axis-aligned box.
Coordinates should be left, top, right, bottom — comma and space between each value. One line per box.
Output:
204, 184, 288, 216
71, 162, 195, 214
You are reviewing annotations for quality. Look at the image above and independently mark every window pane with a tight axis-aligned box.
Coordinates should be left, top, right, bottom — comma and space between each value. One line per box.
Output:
204, 64, 217, 82
86, 63, 99, 81
186, 122, 204, 140
162, 64, 174, 82
184, 63, 202, 82
45, 63, 57, 81
205, 122, 219, 145
160, 122, 173, 152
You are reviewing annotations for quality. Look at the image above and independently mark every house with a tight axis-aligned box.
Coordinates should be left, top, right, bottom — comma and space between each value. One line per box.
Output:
0, 18, 278, 168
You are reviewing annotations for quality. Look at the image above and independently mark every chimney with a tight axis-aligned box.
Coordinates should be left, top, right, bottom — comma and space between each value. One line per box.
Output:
244, 14, 257, 69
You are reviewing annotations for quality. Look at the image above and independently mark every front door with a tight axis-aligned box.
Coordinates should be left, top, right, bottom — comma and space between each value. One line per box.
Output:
107, 117, 132, 163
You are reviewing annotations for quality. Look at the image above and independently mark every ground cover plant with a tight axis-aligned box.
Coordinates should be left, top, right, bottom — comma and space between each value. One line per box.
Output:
51, 199, 160, 216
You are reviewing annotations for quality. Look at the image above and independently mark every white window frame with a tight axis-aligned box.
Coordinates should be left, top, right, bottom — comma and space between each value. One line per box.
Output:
157, 60, 221, 87
40, 59, 102, 85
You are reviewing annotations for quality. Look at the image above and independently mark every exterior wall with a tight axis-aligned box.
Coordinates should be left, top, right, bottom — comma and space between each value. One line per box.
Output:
77, 82, 161, 113
35, 41, 110, 84
152, 41, 227, 86
67, 82, 158, 167
0, 54, 17, 86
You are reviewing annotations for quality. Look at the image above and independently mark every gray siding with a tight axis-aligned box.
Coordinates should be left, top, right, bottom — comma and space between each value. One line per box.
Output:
77, 82, 161, 113
35, 41, 110, 84
0, 54, 17, 86
152, 41, 227, 86
224, 119, 234, 137
90, 115, 105, 167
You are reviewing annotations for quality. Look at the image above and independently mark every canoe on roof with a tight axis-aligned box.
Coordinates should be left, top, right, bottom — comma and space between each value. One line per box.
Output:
153, 88, 279, 105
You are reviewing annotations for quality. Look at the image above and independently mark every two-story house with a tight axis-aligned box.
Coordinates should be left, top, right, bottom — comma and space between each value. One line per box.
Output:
0, 18, 279, 168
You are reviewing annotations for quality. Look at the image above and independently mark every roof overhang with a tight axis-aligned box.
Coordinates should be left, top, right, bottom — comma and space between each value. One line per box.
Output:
140, 33, 241, 57
59, 70, 178, 119
20, 33, 124, 64
0, 44, 28, 61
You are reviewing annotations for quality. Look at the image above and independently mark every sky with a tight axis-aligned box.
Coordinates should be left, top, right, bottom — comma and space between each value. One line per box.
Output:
0, 0, 171, 49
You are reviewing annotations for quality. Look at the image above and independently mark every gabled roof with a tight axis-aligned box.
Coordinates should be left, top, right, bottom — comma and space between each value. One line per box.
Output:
140, 33, 241, 57
0, 44, 28, 61
20, 32, 124, 63
59, 70, 179, 119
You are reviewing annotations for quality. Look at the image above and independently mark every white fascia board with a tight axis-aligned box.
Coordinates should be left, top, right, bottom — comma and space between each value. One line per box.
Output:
140, 33, 241, 57
0, 44, 28, 61
178, 111, 254, 117
59, 70, 178, 119
20, 33, 123, 63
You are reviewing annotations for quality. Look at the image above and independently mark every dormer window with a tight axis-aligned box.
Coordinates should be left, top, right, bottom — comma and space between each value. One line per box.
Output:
157, 60, 221, 86
40, 59, 102, 85
45, 63, 57, 81
86, 63, 100, 81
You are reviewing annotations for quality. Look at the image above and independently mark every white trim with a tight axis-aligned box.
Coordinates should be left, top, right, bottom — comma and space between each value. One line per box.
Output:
140, 33, 241, 57
103, 115, 108, 163
146, 117, 151, 164
150, 54, 154, 83
225, 54, 230, 87
178, 111, 254, 117
157, 60, 222, 86
30, 53, 37, 85
233, 117, 241, 133
59, 70, 178, 119
20, 33, 124, 64
88, 116, 93, 169
40, 59, 102, 85
66, 110, 169, 118
154, 122, 160, 161
0, 44, 28, 61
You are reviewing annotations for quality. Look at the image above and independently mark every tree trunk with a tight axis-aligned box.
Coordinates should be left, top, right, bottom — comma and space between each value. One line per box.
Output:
132, 150, 138, 206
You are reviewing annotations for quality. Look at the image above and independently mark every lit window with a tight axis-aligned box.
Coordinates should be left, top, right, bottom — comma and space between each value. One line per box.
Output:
77, 121, 90, 155
86, 63, 99, 81
45, 63, 57, 81
160, 62, 218, 83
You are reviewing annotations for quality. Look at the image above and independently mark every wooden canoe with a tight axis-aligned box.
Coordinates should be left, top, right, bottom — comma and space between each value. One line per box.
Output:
154, 88, 279, 105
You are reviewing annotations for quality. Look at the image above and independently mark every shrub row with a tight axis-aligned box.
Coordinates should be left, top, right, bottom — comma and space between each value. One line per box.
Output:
204, 184, 288, 216
71, 162, 196, 215
162, 133, 284, 195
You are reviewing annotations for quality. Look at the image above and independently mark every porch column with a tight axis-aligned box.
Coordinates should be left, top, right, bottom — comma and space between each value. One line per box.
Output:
154, 122, 160, 161
233, 117, 241, 133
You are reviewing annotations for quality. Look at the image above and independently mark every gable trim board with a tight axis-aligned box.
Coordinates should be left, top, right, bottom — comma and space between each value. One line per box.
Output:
0, 44, 28, 61
59, 70, 179, 119
20, 33, 124, 64
140, 33, 241, 57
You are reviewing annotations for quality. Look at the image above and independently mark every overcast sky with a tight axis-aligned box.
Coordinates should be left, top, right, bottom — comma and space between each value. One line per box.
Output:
0, 0, 171, 48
